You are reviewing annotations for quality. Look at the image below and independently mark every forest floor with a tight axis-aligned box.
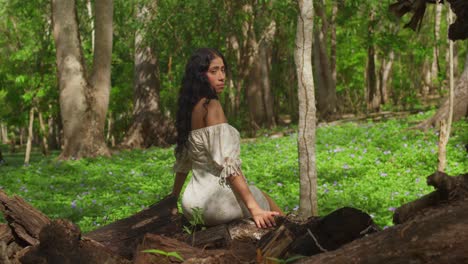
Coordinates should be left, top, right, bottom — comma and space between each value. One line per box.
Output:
0, 111, 467, 233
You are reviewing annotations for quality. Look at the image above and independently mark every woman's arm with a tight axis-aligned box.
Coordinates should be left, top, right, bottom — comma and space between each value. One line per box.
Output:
172, 172, 189, 198
228, 173, 279, 228
204, 99, 279, 228
170, 172, 188, 215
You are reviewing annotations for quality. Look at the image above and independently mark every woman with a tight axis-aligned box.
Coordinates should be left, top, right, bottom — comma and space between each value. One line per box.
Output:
172, 48, 283, 229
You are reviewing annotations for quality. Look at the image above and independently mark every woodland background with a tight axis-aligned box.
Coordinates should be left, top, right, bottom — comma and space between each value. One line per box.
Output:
0, 0, 466, 152
0, 1, 468, 262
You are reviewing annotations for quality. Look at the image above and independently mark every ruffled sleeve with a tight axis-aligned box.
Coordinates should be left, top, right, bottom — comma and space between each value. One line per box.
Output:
173, 147, 192, 174
205, 124, 243, 186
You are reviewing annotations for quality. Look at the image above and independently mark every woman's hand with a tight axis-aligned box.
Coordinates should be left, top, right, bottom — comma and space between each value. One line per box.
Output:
250, 207, 280, 228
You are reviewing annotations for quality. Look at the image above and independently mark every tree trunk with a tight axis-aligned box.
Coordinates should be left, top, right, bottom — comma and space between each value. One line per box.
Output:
19, 127, 24, 147
417, 50, 468, 129
379, 51, 395, 105
421, 58, 432, 97
245, 16, 276, 130
87, 0, 94, 53
366, 10, 380, 112
0, 123, 8, 144
295, 0, 318, 218
330, 2, 338, 91
52, 0, 112, 160
246, 50, 265, 130
47, 110, 59, 151
446, 7, 459, 82
120, 2, 175, 149
24, 108, 35, 165
260, 42, 276, 128
313, 0, 337, 120
438, 9, 456, 173
431, 2, 442, 94
313, 29, 336, 120
37, 111, 49, 156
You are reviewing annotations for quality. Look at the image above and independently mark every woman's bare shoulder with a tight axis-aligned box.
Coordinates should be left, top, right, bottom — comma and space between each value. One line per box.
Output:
192, 98, 226, 127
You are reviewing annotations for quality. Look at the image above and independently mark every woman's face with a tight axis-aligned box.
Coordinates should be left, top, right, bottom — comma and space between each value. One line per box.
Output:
206, 56, 225, 94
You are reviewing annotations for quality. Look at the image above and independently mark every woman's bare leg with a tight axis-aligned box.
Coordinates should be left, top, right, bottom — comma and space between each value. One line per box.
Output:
261, 191, 285, 215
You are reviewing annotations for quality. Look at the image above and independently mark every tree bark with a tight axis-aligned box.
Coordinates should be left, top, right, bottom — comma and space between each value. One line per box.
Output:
245, 13, 277, 130
379, 51, 395, 105
37, 111, 49, 156
260, 41, 276, 128
313, 0, 337, 120
295, 0, 318, 218
431, 2, 442, 93
366, 10, 380, 112
85, 195, 181, 259
52, 0, 112, 160
47, 109, 59, 151
438, 9, 456, 172
330, 2, 338, 91
24, 108, 35, 165
120, 2, 175, 149
0, 123, 8, 144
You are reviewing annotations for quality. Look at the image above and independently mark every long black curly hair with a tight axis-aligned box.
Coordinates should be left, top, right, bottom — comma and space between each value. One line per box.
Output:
175, 48, 228, 156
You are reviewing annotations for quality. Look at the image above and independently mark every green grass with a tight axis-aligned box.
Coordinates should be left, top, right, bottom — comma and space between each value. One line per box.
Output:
0, 112, 467, 232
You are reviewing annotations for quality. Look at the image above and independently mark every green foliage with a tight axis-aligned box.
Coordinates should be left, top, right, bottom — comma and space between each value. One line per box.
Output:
183, 207, 205, 235
1, 113, 467, 232
141, 249, 184, 261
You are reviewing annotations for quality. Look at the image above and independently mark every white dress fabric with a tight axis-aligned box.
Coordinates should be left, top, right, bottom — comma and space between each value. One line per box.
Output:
173, 123, 270, 226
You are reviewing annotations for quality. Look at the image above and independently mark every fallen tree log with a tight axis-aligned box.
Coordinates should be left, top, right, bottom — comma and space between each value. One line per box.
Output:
2, 171, 467, 264
298, 171, 468, 264
0, 190, 51, 246
133, 234, 239, 264
299, 198, 468, 264
20, 219, 130, 264
393, 171, 468, 224
257, 207, 379, 262
85, 195, 183, 259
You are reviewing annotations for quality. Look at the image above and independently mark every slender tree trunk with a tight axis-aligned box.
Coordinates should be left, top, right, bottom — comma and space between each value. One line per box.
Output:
245, 15, 276, 129
313, 0, 337, 120
120, 2, 175, 149
38, 111, 49, 156
247, 49, 265, 129
295, 0, 318, 218
47, 107, 59, 151
431, 3, 442, 93
24, 108, 35, 165
437, 9, 455, 173
330, 2, 338, 90
9, 133, 16, 153
52, 0, 113, 159
0, 123, 8, 144
227, 34, 240, 118
422, 58, 432, 97
19, 127, 24, 147
380, 51, 395, 105
366, 10, 380, 112
260, 44, 276, 128
87, 0, 94, 53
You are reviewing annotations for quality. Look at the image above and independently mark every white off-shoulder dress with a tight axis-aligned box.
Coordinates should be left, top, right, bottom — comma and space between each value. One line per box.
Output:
173, 123, 270, 226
